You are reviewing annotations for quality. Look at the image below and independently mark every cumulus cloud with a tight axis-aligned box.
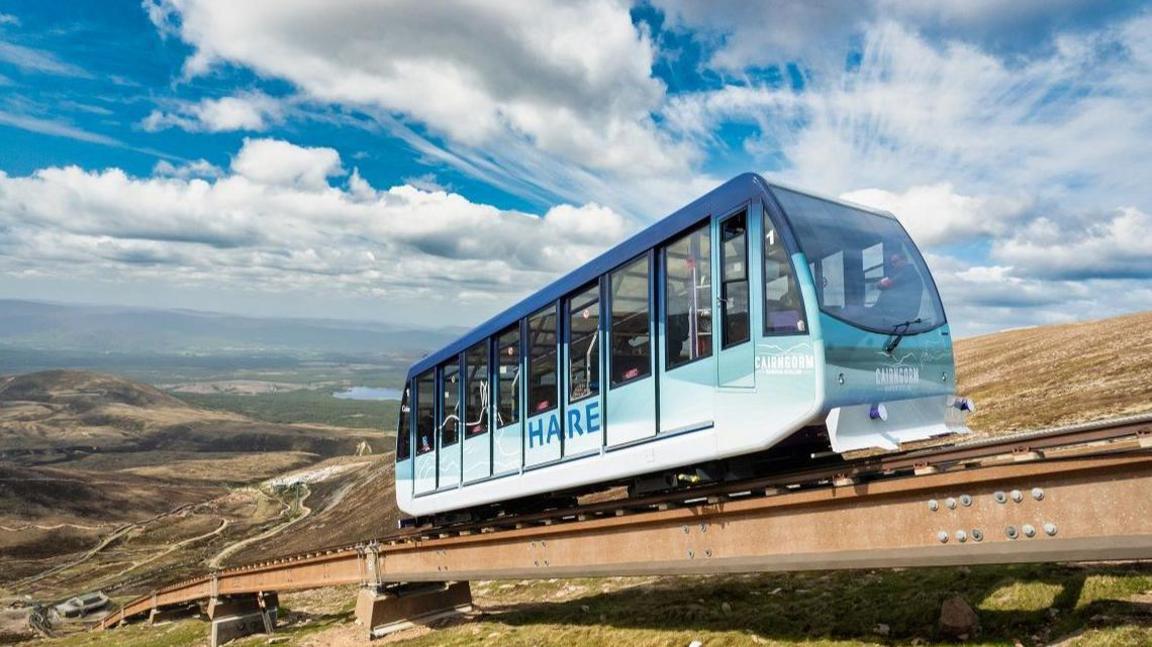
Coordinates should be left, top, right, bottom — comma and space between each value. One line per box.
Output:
142, 92, 286, 132
145, 0, 692, 181
229, 138, 344, 190
991, 207, 1152, 280
841, 184, 1032, 246
0, 138, 633, 318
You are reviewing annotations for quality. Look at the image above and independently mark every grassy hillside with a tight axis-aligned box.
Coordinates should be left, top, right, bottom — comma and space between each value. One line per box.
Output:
177, 389, 398, 430
954, 310, 1152, 434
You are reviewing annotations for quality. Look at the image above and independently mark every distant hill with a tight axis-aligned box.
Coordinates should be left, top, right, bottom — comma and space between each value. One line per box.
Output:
955, 310, 1152, 434
0, 299, 463, 355
0, 370, 385, 458
0, 370, 186, 411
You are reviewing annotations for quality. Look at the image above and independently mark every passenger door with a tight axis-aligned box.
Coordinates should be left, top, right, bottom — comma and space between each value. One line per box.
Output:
716, 207, 756, 388
658, 221, 716, 434
491, 325, 523, 475
461, 341, 491, 482
524, 304, 563, 466
605, 254, 656, 446
437, 359, 462, 489
564, 282, 605, 455
413, 370, 437, 494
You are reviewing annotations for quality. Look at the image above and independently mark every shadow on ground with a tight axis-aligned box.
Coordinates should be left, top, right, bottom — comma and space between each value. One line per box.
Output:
478, 563, 1152, 644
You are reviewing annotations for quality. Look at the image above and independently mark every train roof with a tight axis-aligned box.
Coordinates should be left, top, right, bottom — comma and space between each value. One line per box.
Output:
407, 173, 893, 377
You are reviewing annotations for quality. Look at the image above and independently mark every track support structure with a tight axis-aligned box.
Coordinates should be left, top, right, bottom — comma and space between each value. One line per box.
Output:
355, 581, 473, 638
205, 592, 278, 647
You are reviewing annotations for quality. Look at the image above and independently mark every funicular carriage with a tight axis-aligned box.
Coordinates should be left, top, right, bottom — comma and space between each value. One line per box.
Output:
395, 174, 969, 522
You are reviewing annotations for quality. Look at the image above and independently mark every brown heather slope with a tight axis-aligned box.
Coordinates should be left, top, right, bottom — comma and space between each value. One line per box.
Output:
0, 370, 391, 600
954, 310, 1152, 434
0, 370, 380, 459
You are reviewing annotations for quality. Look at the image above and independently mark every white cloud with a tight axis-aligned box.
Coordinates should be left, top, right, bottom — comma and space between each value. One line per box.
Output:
652, 0, 1139, 71
0, 110, 120, 145
651, 1, 871, 71
0, 13, 19, 27
663, 13, 1152, 219
229, 138, 344, 190
146, 0, 692, 181
0, 41, 89, 77
991, 207, 1152, 280
841, 184, 1032, 246
0, 138, 632, 323
142, 92, 286, 132
153, 159, 223, 180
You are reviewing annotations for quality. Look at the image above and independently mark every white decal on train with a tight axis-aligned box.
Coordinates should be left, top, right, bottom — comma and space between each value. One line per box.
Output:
875, 366, 920, 386
756, 353, 815, 375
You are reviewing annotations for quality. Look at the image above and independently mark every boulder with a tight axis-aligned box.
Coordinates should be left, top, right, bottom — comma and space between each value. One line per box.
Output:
939, 595, 980, 640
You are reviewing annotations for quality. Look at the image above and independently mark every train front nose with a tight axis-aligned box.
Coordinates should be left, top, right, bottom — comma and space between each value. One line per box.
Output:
825, 394, 972, 453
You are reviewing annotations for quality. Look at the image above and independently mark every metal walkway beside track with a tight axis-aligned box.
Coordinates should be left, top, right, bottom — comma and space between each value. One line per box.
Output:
97, 413, 1152, 639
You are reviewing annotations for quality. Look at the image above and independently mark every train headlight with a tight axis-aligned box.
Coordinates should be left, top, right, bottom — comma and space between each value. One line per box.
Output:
869, 403, 888, 421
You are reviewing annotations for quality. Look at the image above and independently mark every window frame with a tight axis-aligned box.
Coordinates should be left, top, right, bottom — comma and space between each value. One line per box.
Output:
526, 302, 560, 416
414, 369, 436, 456
566, 281, 602, 404
663, 219, 714, 372
719, 208, 751, 350
438, 357, 461, 449
494, 324, 522, 428
396, 381, 412, 461
761, 206, 809, 337
463, 340, 491, 438
609, 252, 653, 389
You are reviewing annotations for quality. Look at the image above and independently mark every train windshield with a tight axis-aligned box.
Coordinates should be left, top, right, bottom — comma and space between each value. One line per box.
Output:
772, 187, 945, 335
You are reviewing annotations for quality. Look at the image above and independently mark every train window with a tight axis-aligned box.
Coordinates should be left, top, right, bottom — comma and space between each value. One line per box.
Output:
396, 383, 412, 461
763, 213, 808, 335
665, 223, 712, 369
720, 211, 750, 348
440, 360, 460, 447
464, 341, 489, 437
415, 370, 435, 455
527, 305, 559, 414
610, 255, 651, 385
775, 187, 945, 334
495, 326, 521, 427
568, 284, 601, 402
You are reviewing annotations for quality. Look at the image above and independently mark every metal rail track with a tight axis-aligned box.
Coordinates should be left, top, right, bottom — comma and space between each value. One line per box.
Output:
98, 412, 1152, 630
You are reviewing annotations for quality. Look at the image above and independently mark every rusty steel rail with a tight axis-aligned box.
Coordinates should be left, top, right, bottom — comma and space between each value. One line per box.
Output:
98, 413, 1152, 630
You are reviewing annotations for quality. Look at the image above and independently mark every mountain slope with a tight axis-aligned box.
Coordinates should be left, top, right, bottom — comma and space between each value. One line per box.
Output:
0, 370, 384, 457
954, 310, 1152, 434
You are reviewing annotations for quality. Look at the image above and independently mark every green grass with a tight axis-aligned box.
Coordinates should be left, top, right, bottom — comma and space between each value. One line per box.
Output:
31, 563, 1152, 647
402, 564, 1152, 646
177, 389, 399, 430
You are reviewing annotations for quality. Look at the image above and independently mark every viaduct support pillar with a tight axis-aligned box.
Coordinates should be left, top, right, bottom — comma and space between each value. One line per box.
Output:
206, 592, 278, 647
354, 582, 472, 638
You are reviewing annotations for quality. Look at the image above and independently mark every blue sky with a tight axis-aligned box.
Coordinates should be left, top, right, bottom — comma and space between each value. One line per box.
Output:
0, 0, 1149, 336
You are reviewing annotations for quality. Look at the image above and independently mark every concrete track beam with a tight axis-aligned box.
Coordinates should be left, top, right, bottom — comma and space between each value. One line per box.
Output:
355, 581, 472, 638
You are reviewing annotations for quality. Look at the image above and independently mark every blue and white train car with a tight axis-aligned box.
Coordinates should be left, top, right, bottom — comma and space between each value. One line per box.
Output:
394, 174, 970, 519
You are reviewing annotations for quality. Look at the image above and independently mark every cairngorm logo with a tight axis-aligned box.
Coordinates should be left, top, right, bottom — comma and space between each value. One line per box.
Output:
756, 353, 816, 375
876, 365, 919, 386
